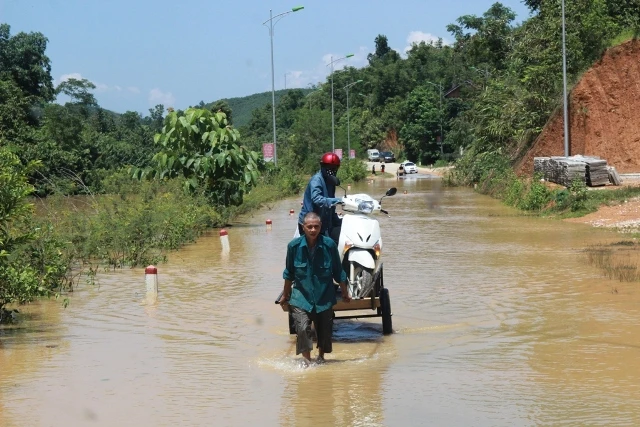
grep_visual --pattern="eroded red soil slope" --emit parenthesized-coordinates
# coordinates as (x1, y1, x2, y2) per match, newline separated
(518, 40, 640, 174)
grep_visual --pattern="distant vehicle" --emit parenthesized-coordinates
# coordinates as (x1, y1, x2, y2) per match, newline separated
(380, 151, 395, 163)
(401, 161, 418, 174)
(367, 149, 380, 161)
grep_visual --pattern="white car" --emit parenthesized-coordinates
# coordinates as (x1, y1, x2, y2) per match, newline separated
(401, 161, 418, 174)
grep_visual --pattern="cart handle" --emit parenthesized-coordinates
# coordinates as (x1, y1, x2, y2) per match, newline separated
(274, 290, 284, 304)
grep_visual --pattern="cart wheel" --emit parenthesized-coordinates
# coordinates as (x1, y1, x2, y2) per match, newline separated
(380, 288, 393, 335)
(288, 311, 296, 335)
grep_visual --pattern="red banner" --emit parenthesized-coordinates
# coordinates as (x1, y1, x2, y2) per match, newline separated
(262, 143, 274, 161)
(334, 149, 343, 159)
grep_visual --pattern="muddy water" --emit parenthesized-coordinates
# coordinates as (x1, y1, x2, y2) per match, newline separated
(2, 176, 640, 426)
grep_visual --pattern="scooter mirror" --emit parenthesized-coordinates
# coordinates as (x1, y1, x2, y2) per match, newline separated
(338, 185, 347, 197)
(385, 187, 397, 197)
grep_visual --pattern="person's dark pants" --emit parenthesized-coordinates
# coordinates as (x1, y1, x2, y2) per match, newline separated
(290, 305, 333, 355)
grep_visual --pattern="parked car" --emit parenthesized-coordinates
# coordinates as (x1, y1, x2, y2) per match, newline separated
(380, 151, 395, 163)
(367, 149, 380, 161)
(401, 161, 418, 174)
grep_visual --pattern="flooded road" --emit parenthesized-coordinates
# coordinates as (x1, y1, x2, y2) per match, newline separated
(2, 177, 640, 426)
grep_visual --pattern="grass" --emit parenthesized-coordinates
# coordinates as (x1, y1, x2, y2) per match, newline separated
(33, 170, 304, 286)
(554, 186, 640, 219)
(608, 29, 639, 48)
(585, 241, 640, 283)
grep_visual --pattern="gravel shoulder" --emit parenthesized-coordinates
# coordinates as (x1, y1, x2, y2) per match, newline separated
(565, 177, 640, 231)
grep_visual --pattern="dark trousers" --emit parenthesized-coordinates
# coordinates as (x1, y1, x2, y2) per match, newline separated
(290, 305, 333, 355)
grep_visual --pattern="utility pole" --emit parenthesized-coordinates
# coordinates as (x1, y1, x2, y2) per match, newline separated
(561, 0, 569, 157)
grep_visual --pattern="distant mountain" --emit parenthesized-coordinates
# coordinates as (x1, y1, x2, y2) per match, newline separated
(206, 89, 312, 128)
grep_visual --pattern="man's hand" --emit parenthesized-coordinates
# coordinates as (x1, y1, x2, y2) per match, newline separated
(340, 286, 351, 303)
(279, 294, 290, 308)
(329, 198, 343, 207)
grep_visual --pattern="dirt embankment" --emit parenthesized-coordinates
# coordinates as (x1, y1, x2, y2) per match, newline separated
(518, 40, 640, 175)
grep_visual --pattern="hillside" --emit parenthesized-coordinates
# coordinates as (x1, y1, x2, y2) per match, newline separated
(518, 39, 640, 174)
(207, 88, 312, 128)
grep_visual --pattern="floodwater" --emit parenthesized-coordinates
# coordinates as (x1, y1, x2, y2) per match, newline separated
(2, 176, 640, 427)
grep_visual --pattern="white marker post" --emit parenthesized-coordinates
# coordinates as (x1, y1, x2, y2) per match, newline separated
(289, 209, 294, 216)
(145, 265, 158, 296)
(266, 219, 272, 231)
(219, 229, 230, 253)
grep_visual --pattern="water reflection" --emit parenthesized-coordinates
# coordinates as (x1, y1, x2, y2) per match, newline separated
(279, 327, 391, 427)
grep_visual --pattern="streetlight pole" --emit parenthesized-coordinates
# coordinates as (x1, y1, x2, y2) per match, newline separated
(426, 81, 444, 157)
(326, 53, 354, 152)
(263, 6, 304, 166)
(344, 80, 363, 158)
(561, 0, 569, 157)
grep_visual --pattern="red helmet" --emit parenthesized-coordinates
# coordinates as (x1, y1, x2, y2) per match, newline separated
(320, 152, 341, 168)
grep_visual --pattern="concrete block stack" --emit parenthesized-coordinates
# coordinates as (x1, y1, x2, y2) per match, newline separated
(533, 155, 619, 187)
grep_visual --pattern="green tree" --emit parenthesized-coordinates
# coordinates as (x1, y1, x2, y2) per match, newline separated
(367, 34, 392, 64)
(285, 108, 332, 173)
(0, 148, 63, 315)
(0, 24, 54, 102)
(134, 108, 261, 206)
(209, 100, 233, 125)
(446, 3, 517, 72)
(56, 78, 97, 107)
(399, 86, 442, 163)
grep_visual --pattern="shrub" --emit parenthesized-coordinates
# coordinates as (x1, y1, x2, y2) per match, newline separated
(519, 175, 552, 211)
(1, 149, 71, 317)
(337, 158, 368, 183)
(569, 177, 588, 211)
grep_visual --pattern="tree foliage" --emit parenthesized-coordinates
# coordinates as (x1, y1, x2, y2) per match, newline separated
(0, 148, 69, 314)
(133, 108, 261, 206)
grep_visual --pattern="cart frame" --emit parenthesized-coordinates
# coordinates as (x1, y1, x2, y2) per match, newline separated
(275, 263, 393, 335)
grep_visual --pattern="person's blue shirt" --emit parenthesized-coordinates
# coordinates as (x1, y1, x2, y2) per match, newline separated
(282, 235, 348, 313)
(298, 171, 342, 236)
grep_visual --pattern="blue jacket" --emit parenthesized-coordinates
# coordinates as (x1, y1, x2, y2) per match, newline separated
(298, 171, 342, 236)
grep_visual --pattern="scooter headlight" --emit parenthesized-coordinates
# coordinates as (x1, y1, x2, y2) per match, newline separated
(357, 200, 374, 214)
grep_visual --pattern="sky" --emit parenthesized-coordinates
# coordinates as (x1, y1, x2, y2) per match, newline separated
(2, 0, 531, 116)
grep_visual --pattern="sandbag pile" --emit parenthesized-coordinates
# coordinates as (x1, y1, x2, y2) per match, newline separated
(533, 155, 619, 187)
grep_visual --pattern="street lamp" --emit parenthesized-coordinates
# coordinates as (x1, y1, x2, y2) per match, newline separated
(326, 53, 354, 152)
(426, 81, 444, 157)
(263, 6, 304, 166)
(561, 0, 569, 157)
(344, 80, 363, 158)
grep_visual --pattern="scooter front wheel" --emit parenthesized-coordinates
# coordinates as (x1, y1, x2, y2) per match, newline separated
(351, 264, 374, 299)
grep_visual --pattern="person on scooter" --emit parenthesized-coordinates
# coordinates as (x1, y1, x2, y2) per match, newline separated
(298, 152, 343, 243)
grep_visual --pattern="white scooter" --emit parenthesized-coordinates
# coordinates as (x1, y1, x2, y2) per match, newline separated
(336, 187, 397, 299)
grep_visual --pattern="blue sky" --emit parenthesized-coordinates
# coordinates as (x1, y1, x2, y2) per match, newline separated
(3, 0, 531, 115)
